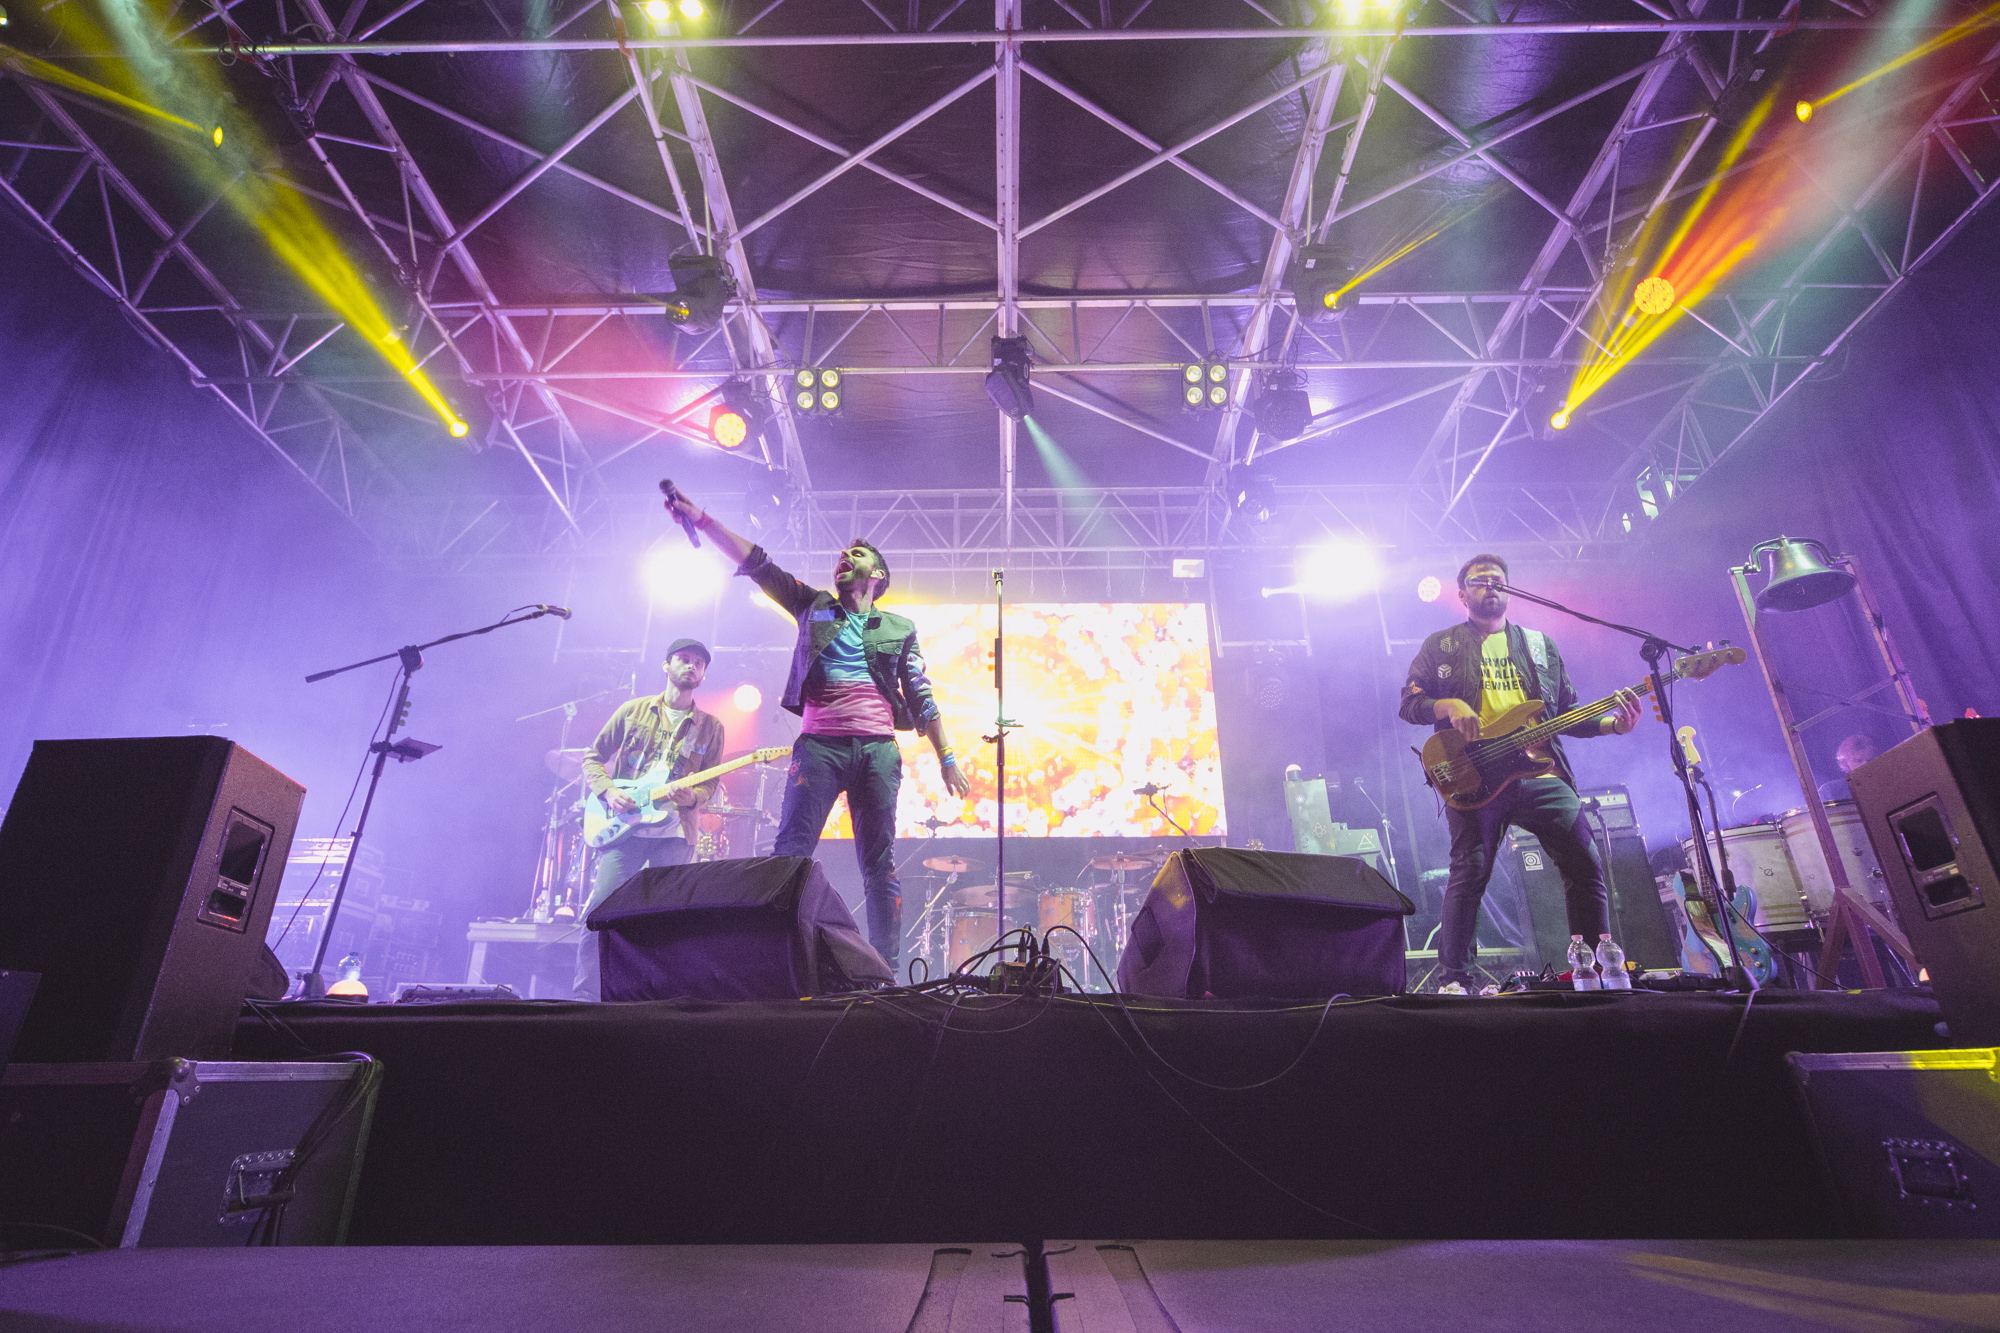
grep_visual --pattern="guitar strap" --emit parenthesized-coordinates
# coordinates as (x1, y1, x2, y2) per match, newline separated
(1522, 627, 1550, 674)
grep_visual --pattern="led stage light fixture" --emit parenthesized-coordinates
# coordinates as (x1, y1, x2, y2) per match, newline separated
(985, 336, 1035, 420)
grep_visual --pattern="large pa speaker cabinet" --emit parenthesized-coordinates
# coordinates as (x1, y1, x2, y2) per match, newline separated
(0, 737, 304, 1062)
(1509, 828, 1678, 970)
(1116, 847, 1413, 999)
(588, 856, 893, 1001)
(1848, 719, 2000, 1045)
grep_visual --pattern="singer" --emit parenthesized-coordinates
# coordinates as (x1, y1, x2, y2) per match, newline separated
(572, 637, 725, 1000)
(662, 488, 971, 978)
(1399, 555, 1639, 994)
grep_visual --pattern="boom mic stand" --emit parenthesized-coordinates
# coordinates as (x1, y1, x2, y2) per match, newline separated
(300, 605, 569, 997)
(1493, 583, 1755, 990)
(981, 569, 1021, 966)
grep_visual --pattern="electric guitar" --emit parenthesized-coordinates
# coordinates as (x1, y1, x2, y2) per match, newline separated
(583, 746, 791, 849)
(1416, 646, 1746, 811)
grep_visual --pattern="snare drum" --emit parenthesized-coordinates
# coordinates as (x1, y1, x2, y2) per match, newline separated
(1681, 824, 1809, 930)
(1037, 887, 1096, 945)
(1781, 800, 1890, 917)
(948, 909, 1000, 974)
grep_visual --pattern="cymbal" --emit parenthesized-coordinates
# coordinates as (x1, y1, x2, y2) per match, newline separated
(923, 855, 976, 874)
(1089, 853, 1158, 871)
(544, 748, 588, 781)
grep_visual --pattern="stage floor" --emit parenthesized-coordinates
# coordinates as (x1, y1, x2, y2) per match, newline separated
(229, 986, 1949, 1245)
(6, 1240, 1997, 1331)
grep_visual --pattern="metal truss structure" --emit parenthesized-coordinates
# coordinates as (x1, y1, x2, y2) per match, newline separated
(3, 1, 1997, 568)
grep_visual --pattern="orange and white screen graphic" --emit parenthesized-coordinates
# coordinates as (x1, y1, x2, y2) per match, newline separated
(817, 602, 1223, 840)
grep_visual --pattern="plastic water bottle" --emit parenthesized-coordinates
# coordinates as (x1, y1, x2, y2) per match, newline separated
(1566, 935, 1600, 991)
(1596, 934, 1632, 990)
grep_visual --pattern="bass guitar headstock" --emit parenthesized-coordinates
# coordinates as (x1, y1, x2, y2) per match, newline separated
(1673, 644, 1748, 682)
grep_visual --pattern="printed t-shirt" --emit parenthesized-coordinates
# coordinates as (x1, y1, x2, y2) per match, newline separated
(803, 612, 894, 735)
(631, 703, 693, 837)
(1476, 631, 1529, 733)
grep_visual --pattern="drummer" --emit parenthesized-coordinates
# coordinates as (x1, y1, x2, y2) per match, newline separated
(1816, 734, 1880, 802)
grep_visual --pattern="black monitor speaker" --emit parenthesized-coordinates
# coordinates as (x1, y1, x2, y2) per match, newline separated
(0, 737, 305, 1061)
(588, 856, 893, 1001)
(1509, 827, 1679, 970)
(1848, 719, 2000, 1044)
(1116, 847, 1413, 998)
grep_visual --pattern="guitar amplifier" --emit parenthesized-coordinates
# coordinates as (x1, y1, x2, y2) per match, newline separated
(1578, 785, 1638, 832)
(1507, 824, 1679, 969)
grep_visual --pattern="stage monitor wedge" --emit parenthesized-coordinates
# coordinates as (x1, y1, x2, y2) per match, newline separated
(0, 737, 305, 1062)
(1118, 847, 1413, 999)
(1849, 719, 2000, 1044)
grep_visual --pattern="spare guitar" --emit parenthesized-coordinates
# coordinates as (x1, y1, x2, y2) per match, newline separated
(583, 745, 791, 849)
(1416, 645, 1746, 811)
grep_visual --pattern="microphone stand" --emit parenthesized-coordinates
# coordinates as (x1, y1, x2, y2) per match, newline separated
(1493, 583, 1754, 990)
(981, 570, 1020, 963)
(1350, 776, 1403, 893)
(299, 606, 567, 997)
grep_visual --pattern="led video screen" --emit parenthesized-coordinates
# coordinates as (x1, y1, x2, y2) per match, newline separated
(818, 602, 1222, 840)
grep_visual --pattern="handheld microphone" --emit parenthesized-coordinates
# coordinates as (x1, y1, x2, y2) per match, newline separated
(1133, 782, 1161, 797)
(533, 604, 573, 620)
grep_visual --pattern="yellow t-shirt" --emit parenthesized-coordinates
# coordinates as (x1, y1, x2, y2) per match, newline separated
(1477, 630, 1528, 732)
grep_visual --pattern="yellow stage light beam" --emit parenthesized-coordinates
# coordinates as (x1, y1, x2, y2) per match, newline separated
(38, 0, 468, 438)
(1805, 0, 2000, 117)
(0, 45, 214, 140)
(1323, 185, 1501, 310)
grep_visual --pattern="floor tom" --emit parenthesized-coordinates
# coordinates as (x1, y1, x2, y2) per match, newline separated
(948, 909, 1002, 975)
(1680, 824, 1809, 930)
(1037, 887, 1096, 948)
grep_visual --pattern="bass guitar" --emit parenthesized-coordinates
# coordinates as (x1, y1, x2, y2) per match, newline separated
(1416, 646, 1745, 811)
(583, 745, 791, 849)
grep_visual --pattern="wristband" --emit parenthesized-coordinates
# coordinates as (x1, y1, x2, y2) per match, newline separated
(939, 748, 957, 767)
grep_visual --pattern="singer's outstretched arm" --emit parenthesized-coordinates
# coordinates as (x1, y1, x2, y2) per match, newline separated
(665, 491, 755, 568)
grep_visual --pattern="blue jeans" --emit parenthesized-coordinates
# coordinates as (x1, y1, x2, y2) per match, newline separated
(572, 834, 690, 1001)
(772, 734, 902, 971)
(1438, 777, 1608, 986)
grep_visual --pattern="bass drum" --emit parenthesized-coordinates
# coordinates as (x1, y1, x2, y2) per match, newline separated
(1680, 824, 1809, 930)
(1781, 800, 1890, 918)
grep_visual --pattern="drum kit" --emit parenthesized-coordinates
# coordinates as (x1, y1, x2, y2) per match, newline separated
(905, 848, 1169, 989)
(528, 745, 780, 922)
(1680, 798, 1891, 935)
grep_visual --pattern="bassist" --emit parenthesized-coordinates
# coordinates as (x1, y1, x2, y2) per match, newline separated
(573, 637, 727, 1000)
(1401, 556, 1640, 993)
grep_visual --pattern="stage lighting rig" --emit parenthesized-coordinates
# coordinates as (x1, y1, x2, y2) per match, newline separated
(1179, 360, 1232, 411)
(1286, 244, 1355, 320)
(1227, 465, 1278, 525)
(666, 252, 735, 334)
(985, 336, 1035, 420)
(792, 367, 843, 415)
(744, 469, 796, 535)
(1252, 370, 1311, 442)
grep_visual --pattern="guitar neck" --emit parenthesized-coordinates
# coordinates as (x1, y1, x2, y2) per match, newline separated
(1507, 681, 1650, 750)
(652, 749, 782, 796)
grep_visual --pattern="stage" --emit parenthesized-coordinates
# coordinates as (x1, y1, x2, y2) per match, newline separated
(230, 986, 1947, 1246)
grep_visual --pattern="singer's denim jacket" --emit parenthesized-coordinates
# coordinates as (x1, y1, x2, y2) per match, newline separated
(580, 696, 726, 803)
(734, 545, 942, 733)
(1398, 619, 1603, 789)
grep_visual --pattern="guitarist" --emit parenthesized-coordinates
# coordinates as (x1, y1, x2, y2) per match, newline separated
(572, 637, 727, 1000)
(1401, 555, 1640, 993)
(662, 488, 972, 980)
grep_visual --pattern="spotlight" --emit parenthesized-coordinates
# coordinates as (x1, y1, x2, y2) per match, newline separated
(1252, 370, 1311, 442)
(640, 0, 672, 18)
(678, 0, 704, 14)
(665, 252, 735, 333)
(0, 7, 9, 24)
(708, 379, 762, 449)
(1178, 359, 1231, 411)
(1417, 575, 1442, 603)
(212, 126, 224, 147)
(1550, 407, 1571, 431)
(985, 336, 1034, 420)
(1227, 465, 1278, 525)
(1295, 541, 1381, 602)
(1286, 244, 1354, 321)
(732, 683, 762, 712)
(1796, 99, 1814, 123)
(1633, 276, 1676, 316)
(1522, 376, 1570, 441)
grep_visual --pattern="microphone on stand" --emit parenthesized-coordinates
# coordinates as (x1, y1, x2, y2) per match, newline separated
(1132, 783, 1161, 797)
(532, 605, 573, 620)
